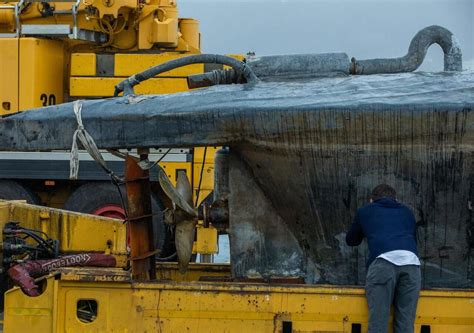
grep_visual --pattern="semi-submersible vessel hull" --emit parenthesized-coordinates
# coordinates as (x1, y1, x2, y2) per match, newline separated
(0, 69, 472, 288)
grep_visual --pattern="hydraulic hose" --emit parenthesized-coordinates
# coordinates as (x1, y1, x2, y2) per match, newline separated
(8, 253, 116, 296)
(351, 25, 462, 75)
(114, 54, 259, 96)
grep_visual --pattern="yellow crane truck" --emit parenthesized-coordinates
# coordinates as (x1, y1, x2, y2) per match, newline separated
(0, 0, 215, 223)
(0, 0, 221, 262)
(0, 1, 472, 332)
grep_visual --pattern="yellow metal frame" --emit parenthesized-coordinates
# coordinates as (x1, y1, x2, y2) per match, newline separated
(70, 53, 205, 97)
(0, 38, 64, 115)
(193, 225, 218, 254)
(0, 201, 128, 266)
(0, 39, 18, 114)
(4, 270, 473, 333)
(0, 0, 202, 114)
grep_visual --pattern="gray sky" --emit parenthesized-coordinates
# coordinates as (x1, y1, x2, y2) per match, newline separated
(180, 0, 473, 71)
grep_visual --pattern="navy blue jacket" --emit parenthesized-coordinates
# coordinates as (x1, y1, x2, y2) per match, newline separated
(346, 197, 418, 266)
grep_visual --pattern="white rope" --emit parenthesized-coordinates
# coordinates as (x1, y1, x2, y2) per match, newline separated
(70, 100, 116, 180)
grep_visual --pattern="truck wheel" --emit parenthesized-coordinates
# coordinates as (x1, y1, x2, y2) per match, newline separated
(63, 182, 169, 254)
(0, 180, 40, 204)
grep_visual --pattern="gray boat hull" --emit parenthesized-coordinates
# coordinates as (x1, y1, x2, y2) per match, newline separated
(0, 71, 472, 287)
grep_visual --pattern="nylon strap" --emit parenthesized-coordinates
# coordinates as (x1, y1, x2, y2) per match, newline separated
(70, 100, 118, 181)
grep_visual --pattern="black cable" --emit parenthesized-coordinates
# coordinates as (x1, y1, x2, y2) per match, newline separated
(20, 231, 52, 249)
(109, 149, 172, 222)
(156, 252, 177, 262)
(18, 231, 55, 256)
(147, 148, 171, 171)
(114, 54, 259, 96)
(155, 148, 171, 165)
(18, 227, 50, 239)
(110, 176, 129, 222)
(194, 146, 208, 207)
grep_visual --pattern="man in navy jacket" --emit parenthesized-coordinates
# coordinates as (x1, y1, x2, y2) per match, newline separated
(346, 184, 421, 333)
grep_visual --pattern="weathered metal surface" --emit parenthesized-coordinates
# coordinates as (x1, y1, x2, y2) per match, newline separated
(199, 276, 306, 284)
(174, 171, 196, 273)
(247, 52, 350, 80)
(4, 275, 474, 332)
(228, 153, 309, 281)
(205, 148, 229, 228)
(352, 25, 462, 74)
(0, 72, 471, 151)
(8, 253, 116, 296)
(155, 262, 231, 282)
(187, 26, 463, 85)
(58, 267, 132, 282)
(0, 71, 472, 287)
(57, 263, 231, 283)
(124, 154, 156, 280)
(0, 200, 128, 265)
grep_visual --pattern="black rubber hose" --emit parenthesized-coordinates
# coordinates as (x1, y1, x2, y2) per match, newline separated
(351, 25, 462, 75)
(156, 251, 177, 262)
(114, 54, 259, 96)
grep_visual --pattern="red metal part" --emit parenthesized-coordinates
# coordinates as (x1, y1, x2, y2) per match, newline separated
(91, 205, 130, 247)
(8, 253, 116, 296)
(92, 204, 126, 220)
(124, 153, 156, 280)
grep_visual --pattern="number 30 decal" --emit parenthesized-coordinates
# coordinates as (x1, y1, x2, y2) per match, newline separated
(40, 94, 56, 106)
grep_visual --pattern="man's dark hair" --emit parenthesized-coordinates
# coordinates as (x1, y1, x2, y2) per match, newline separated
(371, 184, 396, 201)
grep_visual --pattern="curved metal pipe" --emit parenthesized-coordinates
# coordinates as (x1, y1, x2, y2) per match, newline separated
(351, 25, 462, 75)
(114, 54, 259, 96)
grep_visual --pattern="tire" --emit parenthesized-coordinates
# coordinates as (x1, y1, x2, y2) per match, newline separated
(63, 182, 170, 255)
(0, 180, 40, 204)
